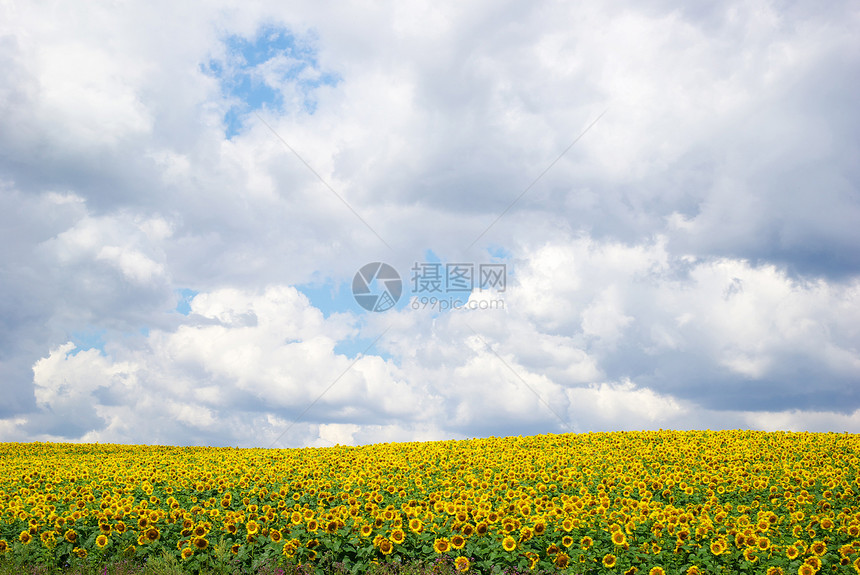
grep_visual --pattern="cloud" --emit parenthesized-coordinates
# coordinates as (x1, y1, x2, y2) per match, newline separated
(1, 0, 858, 446)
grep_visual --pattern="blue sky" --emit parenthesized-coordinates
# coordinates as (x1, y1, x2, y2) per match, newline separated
(1, 0, 859, 447)
(204, 25, 339, 138)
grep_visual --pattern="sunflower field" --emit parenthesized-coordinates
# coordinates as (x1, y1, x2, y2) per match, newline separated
(2, 430, 860, 574)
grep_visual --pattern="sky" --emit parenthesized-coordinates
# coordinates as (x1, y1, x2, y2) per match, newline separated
(1, 0, 859, 448)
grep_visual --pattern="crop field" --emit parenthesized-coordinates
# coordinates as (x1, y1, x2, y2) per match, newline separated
(1, 430, 860, 574)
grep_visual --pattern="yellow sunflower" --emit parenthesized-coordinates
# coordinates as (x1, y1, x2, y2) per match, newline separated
(409, 518, 423, 533)
(434, 537, 450, 553)
(379, 538, 393, 555)
(555, 552, 570, 568)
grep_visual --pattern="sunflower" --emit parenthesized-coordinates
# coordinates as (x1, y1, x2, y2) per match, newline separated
(64, 529, 77, 544)
(19, 531, 32, 545)
(193, 525, 207, 537)
(710, 539, 726, 555)
(502, 536, 517, 552)
(181, 548, 193, 560)
(798, 565, 815, 575)
(270, 529, 282, 542)
(581, 536, 593, 550)
(96, 534, 109, 548)
(379, 538, 393, 555)
(73, 547, 87, 559)
(786, 545, 800, 560)
(291, 511, 303, 524)
(649, 568, 665, 575)
(307, 519, 319, 532)
(409, 518, 423, 533)
(0, 540, 7, 554)
(555, 552, 570, 568)
(361, 524, 373, 537)
(686, 567, 702, 575)
(562, 535, 574, 548)
(603, 554, 617, 568)
(461, 523, 475, 537)
(765, 568, 784, 575)
(452, 534, 466, 549)
(757, 536, 771, 551)
(475, 522, 488, 536)
(612, 531, 627, 546)
(193, 537, 209, 550)
(743, 548, 757, 563)
(434, 538, 451, 553)
(806, 557, 822, 571)
(810, 541, 827, 556)
(519, 526, 533, 541)
(246, 520, 260, 535)
(391, 529, 405, 544)
(455, 556, 471, 572)
(145, 527, 159, 542)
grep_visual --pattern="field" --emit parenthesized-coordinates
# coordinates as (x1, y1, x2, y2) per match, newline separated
(1, 431, 859, 575)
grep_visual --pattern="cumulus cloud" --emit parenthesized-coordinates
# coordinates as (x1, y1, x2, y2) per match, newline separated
(1, 0, 859, 446)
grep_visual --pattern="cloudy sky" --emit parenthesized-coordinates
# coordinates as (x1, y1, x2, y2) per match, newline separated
(1, 0, 859, 448)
